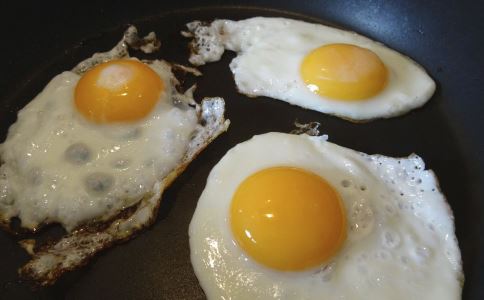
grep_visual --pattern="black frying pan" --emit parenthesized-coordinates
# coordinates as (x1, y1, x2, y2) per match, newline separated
(0, 1, 482, 299)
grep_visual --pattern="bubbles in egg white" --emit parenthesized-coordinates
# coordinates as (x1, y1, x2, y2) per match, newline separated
(0, 59, 198, 231)
(189, 133, 462, 300)
(187, 17, 436, 121)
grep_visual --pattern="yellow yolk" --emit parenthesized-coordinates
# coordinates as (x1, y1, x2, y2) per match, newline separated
(74, 59, 164, 123)
(300, 43, 388, 100)
(230, 167, 347, 271)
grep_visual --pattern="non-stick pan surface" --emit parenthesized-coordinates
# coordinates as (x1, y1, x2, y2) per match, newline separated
(0, 1, 482, 299)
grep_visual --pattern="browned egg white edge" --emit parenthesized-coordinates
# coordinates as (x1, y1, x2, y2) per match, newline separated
(19, 100, 229, 286)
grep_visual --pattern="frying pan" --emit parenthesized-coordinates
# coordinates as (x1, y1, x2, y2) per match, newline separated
(0, 0, 482, 299)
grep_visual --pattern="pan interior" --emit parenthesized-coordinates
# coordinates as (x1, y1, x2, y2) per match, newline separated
(0, 5, 481, 300)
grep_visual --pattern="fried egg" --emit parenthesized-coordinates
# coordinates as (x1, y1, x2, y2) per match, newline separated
(185, 17, 436, 121)
(189, 132, 462, 299)
(0, 26, 229, 286)
(0, 27, 228, 234)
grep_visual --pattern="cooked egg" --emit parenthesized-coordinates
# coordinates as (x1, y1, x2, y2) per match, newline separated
(189, 132, 462, 299)
(185, 17, 436, 121)
(0, 26, 230, 287)
(0, 57, 200, 232)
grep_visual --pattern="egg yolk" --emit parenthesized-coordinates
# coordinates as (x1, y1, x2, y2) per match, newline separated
(300, 43, 388, 100)
(74, 59, 164, 123)
(230, 167, 347, 271)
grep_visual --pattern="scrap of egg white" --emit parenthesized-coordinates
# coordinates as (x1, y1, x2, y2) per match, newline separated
(0, 27, 227, 233)
(189, 132, 462, 300)
(184, 17, 436, 121)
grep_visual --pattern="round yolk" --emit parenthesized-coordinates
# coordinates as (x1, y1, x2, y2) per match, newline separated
(74, 59, 164, 123)
(300, 43, 388, 100)
(230, 167, 347, 271)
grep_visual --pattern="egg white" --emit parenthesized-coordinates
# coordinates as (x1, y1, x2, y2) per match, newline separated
(187, 17, 436, 121)
(0, 59, 199, 231)
(189, 132, 462, 300)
